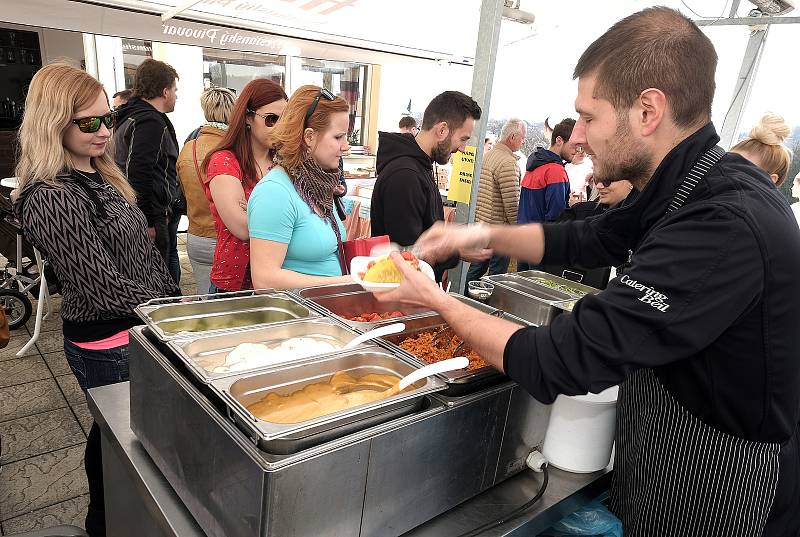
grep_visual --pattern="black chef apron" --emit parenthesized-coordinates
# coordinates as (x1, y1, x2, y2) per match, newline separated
(608, 146, 782, 536)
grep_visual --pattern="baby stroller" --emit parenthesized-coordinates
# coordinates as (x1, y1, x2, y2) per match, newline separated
(0, 188, 56, 330)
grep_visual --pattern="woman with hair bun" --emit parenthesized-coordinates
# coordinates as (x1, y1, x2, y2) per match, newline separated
(247, 85, 354, 290)
(730, 113, 792, 187)
(177, 86, 236, 294)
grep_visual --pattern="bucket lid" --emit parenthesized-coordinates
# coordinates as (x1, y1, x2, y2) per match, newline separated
(569, 385, 618, 405)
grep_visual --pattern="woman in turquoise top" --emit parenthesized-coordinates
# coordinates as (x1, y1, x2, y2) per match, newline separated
(248, 85, 353, 289)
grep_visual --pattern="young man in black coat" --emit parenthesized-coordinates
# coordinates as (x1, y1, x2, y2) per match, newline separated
(113, 59, 185, 285)
(370, 91, 481, 282)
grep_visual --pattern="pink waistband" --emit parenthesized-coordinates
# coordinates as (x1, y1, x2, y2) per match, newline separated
(71, 330, 130, 350)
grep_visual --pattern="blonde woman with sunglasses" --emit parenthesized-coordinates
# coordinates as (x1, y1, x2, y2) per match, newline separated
(13, 63, 178, 537)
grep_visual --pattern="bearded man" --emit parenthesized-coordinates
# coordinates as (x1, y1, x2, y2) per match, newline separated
(377, 7, 800, 536)
(371, 90, 481, 282)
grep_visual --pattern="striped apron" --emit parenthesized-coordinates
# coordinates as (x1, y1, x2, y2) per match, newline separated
(609, 369, 780, 536)
(608, 147, 782, 535)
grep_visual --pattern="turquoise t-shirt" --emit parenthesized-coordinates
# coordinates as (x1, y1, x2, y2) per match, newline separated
(248, 167, 345, 277)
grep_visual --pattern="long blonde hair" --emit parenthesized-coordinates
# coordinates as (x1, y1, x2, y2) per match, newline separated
(730, 113, 793, 187)
(15, 63, 136, 203)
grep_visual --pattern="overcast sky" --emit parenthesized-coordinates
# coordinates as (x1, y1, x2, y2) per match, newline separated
(487, 0, 800, 133)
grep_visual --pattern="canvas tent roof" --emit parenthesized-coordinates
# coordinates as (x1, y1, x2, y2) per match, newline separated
(82, 0, 484, 63)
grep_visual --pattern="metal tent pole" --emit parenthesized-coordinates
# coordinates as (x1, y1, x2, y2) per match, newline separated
(719, 24, 770, 149)
(449, 0, 505, 294)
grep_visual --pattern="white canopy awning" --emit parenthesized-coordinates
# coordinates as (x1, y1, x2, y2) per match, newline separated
(83, 0, 483, 63)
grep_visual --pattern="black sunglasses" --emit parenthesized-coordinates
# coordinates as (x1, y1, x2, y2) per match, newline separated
(71, 111, 116, 133)
(248, 109, 280, 127)
(594, 178, 613, 188)
(303, 88, 335, 129)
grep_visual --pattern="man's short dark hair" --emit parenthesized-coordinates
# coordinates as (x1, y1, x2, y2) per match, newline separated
(573, 6, 716, 128)
(133, 59, 179, 100)
(112, 89, 133, 101)
(421, 91, 481, 131)
(399, 116, 417, 129)
(551, 118, 576, 146)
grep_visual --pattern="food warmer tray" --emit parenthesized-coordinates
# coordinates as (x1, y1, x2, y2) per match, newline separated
(512, 270, 601, 298)
(129, 326, 550, 537)
(135, 290, 318, 341)
(481, 275, 566, 326)
(166, 317, 364, 384)
(292, 283, 435, 331)
(209, 345, 446, 454)
(379, 312, 527, 396)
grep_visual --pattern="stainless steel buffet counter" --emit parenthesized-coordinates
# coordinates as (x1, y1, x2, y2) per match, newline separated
(106, 278, 610, 536)
(88, 382, 611, 537)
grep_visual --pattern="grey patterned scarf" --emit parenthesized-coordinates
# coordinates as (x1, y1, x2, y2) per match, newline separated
(287, 157, 347, 274)
(288, 157, 340, 219)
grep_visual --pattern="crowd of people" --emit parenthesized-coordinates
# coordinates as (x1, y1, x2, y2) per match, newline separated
(9, 58, 364, 535)
(5, 4, 800, 536)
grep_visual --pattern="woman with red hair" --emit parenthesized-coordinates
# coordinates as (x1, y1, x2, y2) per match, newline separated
(202, 78, 287, 292)
(248, 85, 353, 289)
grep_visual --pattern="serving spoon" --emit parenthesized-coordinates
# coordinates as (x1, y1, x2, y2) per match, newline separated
(342, 322, 405, 350)
(336, 356, 469, 396)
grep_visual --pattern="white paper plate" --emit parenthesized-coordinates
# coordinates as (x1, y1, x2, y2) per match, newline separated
(350, 256, 435, 292)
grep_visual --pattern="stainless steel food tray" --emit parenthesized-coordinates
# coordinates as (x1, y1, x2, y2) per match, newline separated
(513, 270, 600, 299)
(166, 318, 363, 384)
(297, 286, 435, 332)
(135, 290, 319, 341)
(378, 300, 526, 395)
(210, 346, 445, 453)
(483, 273, 575, 302)
(482, 273, 587, 326)
(291, 282, 364, 301)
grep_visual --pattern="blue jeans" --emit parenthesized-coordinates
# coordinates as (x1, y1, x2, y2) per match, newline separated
(208, 282, 230, 294)
(63, 339, 130, 390)
(64, 339, 130, 537)
(465, 255, 510, 288)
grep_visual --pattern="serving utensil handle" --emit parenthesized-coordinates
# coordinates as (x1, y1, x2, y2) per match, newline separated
(398, 356, 470, 391)
(343, 322, 405, 350)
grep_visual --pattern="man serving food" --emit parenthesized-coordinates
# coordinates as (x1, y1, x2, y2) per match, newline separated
(376, 7, 800, 537)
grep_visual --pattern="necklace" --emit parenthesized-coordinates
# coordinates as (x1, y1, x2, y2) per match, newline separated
(73, 169, 112, 194)
(73, 169, 98, 183)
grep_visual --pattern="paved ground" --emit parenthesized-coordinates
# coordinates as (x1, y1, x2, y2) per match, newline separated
(0, 235, 196, 534)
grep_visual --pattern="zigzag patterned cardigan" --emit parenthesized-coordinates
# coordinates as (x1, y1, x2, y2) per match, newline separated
(14, 170, 179, 341)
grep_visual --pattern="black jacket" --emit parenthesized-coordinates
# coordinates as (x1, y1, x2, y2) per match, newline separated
(504, 124, 800, 534)
(540, 200, 615, 289)
(113, 97, 184, 226)
(371, 132, 458, 281)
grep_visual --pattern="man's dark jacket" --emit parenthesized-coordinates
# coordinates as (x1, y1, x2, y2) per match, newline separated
(503, 124, 800, 535)
(371, 131, 458, 281)
(113, 97, 184, 226)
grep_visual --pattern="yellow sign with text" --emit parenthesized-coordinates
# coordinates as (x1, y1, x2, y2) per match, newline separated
(447, 146, 476, 204)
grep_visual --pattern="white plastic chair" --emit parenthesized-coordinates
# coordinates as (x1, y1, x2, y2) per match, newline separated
(16, 248, 52, 356)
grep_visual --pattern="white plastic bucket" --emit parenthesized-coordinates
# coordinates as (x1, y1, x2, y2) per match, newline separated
(541, 385, 618, 473)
